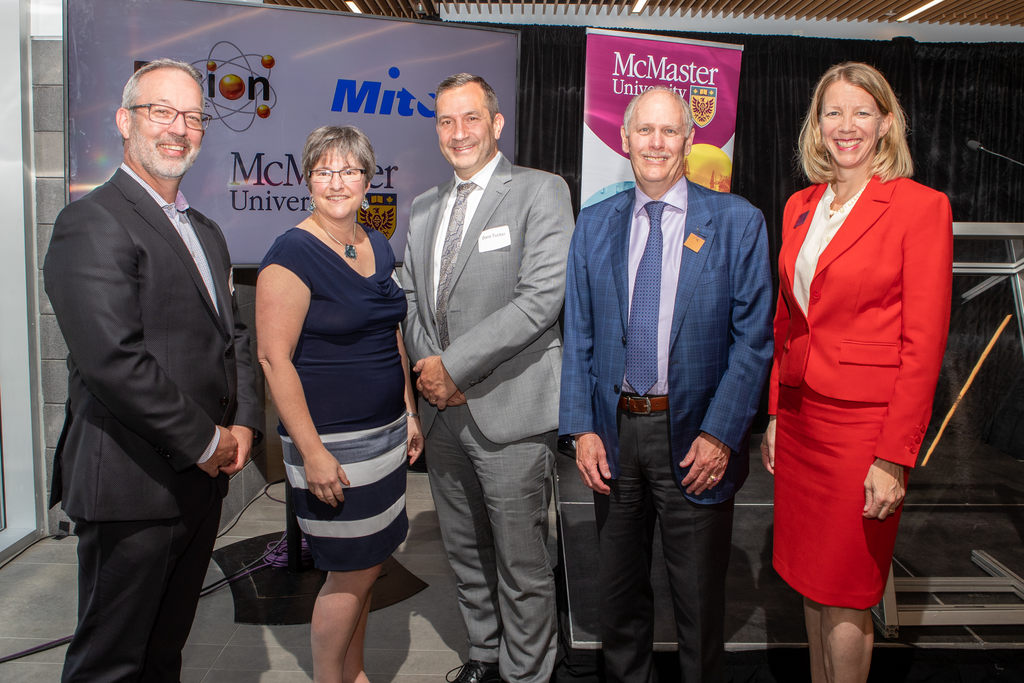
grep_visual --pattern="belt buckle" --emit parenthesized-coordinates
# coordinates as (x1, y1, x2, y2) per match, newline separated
(635, 396, 652, 415)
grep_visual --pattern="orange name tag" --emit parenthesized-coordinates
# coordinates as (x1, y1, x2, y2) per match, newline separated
(684, 233, 705, 252)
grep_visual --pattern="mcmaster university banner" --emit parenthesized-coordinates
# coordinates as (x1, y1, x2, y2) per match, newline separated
(581, 28, 743, 209)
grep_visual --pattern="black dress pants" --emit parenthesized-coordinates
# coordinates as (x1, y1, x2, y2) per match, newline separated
(62, 481, 222, 683)
(594, 409, 734, 683)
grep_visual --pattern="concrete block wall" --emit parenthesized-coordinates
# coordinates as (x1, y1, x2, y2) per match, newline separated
(32, 38, 270, 534)
(34, 38, 71, 535)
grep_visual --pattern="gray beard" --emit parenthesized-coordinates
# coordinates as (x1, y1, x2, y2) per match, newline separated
(127, 132, 200, 180)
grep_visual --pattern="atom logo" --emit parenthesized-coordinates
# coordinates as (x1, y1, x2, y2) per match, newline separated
(194, 42, 278, 133)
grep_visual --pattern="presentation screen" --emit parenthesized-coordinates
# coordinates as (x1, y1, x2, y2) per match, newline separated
(67, 0, 519, 264)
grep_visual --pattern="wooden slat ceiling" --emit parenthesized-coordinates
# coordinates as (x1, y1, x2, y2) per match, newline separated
(265, 0, 1024, 26)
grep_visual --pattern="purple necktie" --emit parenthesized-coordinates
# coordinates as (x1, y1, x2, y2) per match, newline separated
(624, 201, 665, 396)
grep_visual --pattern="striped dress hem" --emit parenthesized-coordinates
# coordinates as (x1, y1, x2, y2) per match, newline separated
(282, 413, 409, 571)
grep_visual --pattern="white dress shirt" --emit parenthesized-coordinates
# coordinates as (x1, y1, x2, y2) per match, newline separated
(793, 183, 865, 314)
(431, 152, 504, 296)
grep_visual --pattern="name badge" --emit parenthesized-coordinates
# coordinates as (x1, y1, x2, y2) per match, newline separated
(479, 225, 512, 252)
(684, 233, 705, 253)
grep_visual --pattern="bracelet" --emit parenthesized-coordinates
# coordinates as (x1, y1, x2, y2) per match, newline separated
(405, 411, 420, 419)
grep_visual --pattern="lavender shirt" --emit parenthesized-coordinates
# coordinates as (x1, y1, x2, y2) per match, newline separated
(623, 179, 689, 396)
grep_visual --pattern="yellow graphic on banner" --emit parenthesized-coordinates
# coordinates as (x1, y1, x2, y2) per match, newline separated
(690, 86, 717, 128)
(359, 193, 397, 239)
(683, 144, 732, 193)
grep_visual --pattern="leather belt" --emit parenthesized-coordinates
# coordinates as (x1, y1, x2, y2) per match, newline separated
(617, 394, 669, 414)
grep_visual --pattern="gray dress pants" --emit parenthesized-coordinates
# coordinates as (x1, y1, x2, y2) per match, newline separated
(427, 404, 557, 683)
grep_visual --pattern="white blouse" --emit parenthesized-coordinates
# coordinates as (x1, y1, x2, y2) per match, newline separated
(793, 182, 867, 314)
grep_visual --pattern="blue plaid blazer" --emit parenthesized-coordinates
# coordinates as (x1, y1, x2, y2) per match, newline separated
(558, 180, 774, 504)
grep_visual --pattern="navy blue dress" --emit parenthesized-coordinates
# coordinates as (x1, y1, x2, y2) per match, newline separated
(259, 226, 409, 571)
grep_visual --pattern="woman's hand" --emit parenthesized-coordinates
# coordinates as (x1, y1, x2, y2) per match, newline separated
(761, 416, 777, 475)
(407, 414, 424, 465)
(863, 457, 905, 520)
(304, 447, 350, 507)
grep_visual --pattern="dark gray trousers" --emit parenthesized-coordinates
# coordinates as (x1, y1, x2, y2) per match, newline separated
(62, 481, 221, 683)
(595, 409, 734, 683)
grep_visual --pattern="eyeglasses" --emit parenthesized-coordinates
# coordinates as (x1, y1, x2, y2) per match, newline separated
(308, 168, 367, 184)
(129, 104, 213, 131)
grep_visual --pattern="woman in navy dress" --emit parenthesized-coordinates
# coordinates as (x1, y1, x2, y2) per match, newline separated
(257, 125, 422, 683)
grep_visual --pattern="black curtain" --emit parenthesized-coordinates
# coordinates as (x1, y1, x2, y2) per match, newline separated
(502, 24, 1024, 248)
(514, 25, 588, 214)
(490, 23, 1024, 445)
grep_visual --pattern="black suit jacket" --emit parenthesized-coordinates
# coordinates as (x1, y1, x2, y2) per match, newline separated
(44, 168, 261, 522)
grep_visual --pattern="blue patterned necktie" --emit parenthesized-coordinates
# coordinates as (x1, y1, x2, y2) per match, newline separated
(436, 181, 476, 350)
(624, 201, 666, 396)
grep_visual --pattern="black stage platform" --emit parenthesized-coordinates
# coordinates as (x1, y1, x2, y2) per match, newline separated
(555, 432, 1024, 657)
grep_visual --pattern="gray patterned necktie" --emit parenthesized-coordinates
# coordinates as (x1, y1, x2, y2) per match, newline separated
(436, 181, 476, 349)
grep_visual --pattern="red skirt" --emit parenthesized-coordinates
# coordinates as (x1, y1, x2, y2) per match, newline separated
(773, 383, 907, 609)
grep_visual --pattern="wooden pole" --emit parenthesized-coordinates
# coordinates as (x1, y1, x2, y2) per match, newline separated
(922, 314, 1013, 466)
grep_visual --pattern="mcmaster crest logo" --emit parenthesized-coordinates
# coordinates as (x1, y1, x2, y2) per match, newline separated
(690, 87, 717, 128)
(359, 194, 398, 239)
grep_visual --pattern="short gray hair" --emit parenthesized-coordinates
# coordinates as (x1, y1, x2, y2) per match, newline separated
(435, 73, 500, 120)
(622, 87, 693, 136)
(121, 58, 203, 109)
(301, 125, 377, 187)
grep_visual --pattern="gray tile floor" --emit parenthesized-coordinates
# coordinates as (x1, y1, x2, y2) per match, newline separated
(5, 436, 1022, 682)
(0, 474, 521, 683)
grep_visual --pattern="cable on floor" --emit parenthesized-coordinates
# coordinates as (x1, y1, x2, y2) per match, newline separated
(216, 479, 286, 538)
(0, 636, 73, 665)
(0, 479, 293, 664)
(0, 534, 57, 572)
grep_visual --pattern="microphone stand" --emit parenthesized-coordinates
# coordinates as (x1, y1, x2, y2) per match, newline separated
(967, 140, 1024, 169)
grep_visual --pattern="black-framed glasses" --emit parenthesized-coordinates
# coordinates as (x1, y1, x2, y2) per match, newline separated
(308, 168, 367, 184)
(129, 104, 213, 131)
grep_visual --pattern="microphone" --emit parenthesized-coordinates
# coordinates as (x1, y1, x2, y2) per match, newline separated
(967, 139, 1024, 168)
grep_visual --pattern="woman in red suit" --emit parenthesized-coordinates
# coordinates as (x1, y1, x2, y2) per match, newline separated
(761, 62, 952, 682)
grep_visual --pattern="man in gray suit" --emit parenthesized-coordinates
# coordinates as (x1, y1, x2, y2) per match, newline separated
(402, 73, 574, 683)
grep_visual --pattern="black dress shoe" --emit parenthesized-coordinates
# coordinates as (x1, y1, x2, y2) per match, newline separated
(446, 659, 501, 683)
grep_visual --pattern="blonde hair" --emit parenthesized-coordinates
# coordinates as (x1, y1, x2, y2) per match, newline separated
(798, 62, 913, 184)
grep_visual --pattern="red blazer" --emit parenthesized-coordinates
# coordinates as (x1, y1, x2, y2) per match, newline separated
(768, 176, 953, 468)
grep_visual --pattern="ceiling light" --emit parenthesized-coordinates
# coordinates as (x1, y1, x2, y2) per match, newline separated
(897, 0, 943, 22)
(631, 0, 649, 13)
(345, 1, 362, 12)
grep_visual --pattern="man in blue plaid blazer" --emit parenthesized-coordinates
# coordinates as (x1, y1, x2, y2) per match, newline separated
(559, 88, 773, 683)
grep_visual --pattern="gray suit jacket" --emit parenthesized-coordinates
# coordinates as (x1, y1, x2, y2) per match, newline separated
(402, 155, 574, 444)
(44, 169, 262, 522)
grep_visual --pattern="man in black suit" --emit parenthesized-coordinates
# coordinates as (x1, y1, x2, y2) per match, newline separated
(44, 58, 261, 683)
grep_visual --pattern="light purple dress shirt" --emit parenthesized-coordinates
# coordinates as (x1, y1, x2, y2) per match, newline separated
(623, 179, 689, 396)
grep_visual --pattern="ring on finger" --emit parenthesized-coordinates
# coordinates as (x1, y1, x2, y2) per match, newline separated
(708, 475, 718, 483)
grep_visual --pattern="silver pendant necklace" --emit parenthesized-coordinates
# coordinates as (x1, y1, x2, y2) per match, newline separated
(313, 213, 357, 260)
